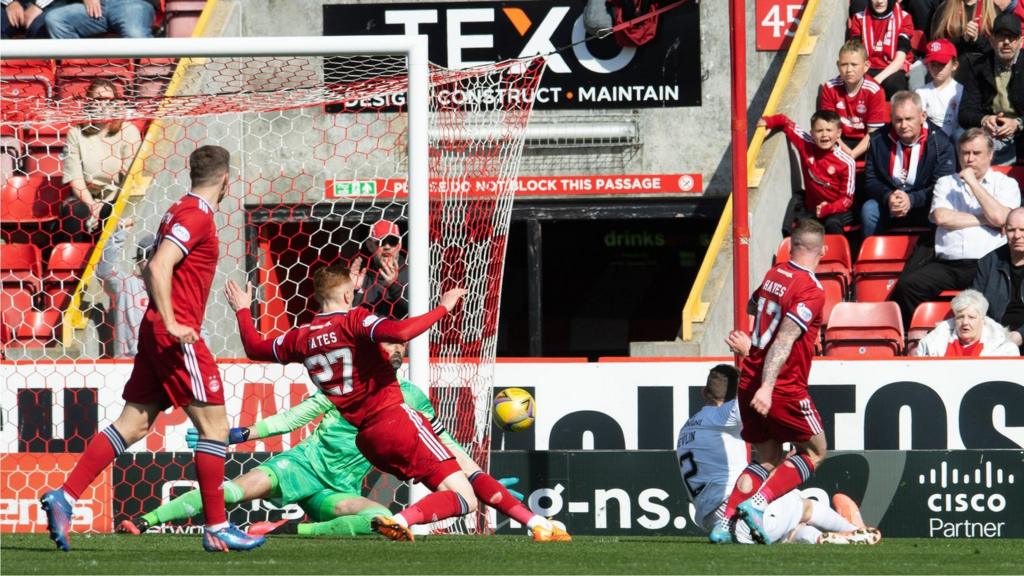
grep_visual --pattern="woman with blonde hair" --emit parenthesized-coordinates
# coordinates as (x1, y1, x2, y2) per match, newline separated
(930, 0, 1018, 56)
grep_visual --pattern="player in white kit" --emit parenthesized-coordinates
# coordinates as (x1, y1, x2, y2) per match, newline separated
(677, 361, 881, 544)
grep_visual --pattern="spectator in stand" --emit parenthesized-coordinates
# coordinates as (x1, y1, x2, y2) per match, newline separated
(44, 0, 156, 39)
(760, 111, 856, 235)
(891, 128, 1021, 327)
(916, 39, 965, 140)
(850, 0, 942, 42)
(96, 218, 153, 358)
(818, 40, 889, 159)
(957, 13, 1024, 166)
(971, 206, 1024, 352)
(348, 219, 408, 319)
(912, 289, 1020, 355)
(1, 0, 52, 38)
(932, 0, 999, 57)
(849, 0, 916, 98)
(862, 90, 956, 237)
(60, 78, 141, 242)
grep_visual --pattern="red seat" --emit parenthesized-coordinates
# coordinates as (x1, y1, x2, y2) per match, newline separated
(22, 123, 68, 179)
(0, 288, 34, 337)
(0, 60, 55, 122)
(824, 301, 904, 357)
(1, 175, 58, 225)
(165, 1, 207, 37)
(45, 242, 93, 285)
(853, 235, 918, 302)
(936, 290, 959, 301)
(2, 308, 60, 348)
(775, 234, 852, 294)
(0, 243, 42, 291)
(906, 301, 954, 354)
(135, 58, 176, 98)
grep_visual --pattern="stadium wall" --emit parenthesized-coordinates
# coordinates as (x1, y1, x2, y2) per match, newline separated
(659, 0, 851, 356)
(212, 0, 782, 193)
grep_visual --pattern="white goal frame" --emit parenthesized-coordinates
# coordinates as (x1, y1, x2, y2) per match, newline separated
(1, 36, 434, 389)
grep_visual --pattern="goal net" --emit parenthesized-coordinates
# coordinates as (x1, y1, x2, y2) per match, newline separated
(0, 39, 543, 535)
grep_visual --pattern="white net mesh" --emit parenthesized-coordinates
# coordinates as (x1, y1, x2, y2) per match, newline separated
(0, 50, 543, 534)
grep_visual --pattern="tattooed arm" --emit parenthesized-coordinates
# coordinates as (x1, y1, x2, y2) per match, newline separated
(750, 317, 803, 417)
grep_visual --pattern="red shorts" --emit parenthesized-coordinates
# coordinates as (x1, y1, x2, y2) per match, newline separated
(355, 403, 459, 491)
(738, 387, 824, 444)
(123, 329, 225, 410)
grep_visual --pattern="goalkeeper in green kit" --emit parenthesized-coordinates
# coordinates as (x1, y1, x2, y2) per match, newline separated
(118, 341, 536, 538)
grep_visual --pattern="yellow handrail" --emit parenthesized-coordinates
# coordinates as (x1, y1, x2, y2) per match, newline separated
(62, 0, 222, 348)
(680, 0, 821, 340)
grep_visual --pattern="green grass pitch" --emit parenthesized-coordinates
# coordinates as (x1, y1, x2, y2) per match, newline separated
(2, 534, 1023, 574)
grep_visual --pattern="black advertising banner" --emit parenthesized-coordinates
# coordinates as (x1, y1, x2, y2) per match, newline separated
(488, 450, 1024, 538)
(322, 1, 701, 110)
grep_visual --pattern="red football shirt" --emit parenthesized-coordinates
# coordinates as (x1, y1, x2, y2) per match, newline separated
(848, 9, 914, 71)
(273, 306, 404, 427)
(142, 193, 218, 333)
(818, 76, 889, 141)
(741, 262, 826, 398)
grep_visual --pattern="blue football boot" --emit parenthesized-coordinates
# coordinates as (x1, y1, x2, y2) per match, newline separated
(202, 523, 266, 552)
(708, 522, 733, 544)
(40, 488, 73, 551)
(737, 500, 772, 544)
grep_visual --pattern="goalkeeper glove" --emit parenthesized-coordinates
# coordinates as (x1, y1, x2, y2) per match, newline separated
(498, 476, 525, 501)
(185, 427, 250, 449)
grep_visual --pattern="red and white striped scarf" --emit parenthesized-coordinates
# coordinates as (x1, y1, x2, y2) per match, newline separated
(889, 124, 929, 186)
(863, 6, 905, 63)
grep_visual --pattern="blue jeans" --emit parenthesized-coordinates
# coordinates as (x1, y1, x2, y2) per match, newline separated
(860, 199, 885, 238)
(44, 0, 154, 39)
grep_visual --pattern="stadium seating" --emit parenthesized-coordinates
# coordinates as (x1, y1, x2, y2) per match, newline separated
(852, 235, 917, 302)
(0, 243, 42, 292)
(2, 307, 60, 348)
(0, 60, 55, 122)
(775, 234, 852, 295)
(906, 301, 953, 355)
(22, 123, 67, 179)
(43, 242, 93, 310)
(56, 59, 134, 100)
(1, 175, 59, 228)
(165, 1, 208, 37)
(135, 58, 176, 98)
(824, 301, 904, 357)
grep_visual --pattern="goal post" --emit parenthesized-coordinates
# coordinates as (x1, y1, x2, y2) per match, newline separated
(0, 37, 543, 534)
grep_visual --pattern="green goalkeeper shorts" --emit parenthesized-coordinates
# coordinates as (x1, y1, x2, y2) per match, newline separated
(257, 450, 363, 510)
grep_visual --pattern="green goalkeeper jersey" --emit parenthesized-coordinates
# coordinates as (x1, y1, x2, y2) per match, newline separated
(252, 379, 463, 490)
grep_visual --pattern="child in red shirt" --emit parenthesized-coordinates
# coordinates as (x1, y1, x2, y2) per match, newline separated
(848, 0, 916, 99)
(761, 111, 857, 236)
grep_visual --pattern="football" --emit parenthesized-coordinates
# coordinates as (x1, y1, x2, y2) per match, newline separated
(492, 388, 536, 432)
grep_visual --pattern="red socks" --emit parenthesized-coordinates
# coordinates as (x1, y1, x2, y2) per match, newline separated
(723, 462, 769, 520)
(756, 453, 815, 504)
(64, 426, 126, 500)
(399, 491, 469, 526)
(469, 471, 533, 525)
(193, 439, 228, 526)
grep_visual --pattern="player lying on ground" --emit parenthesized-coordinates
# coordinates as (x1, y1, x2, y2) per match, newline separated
(677, 360, 880, 545)
(221, 267, 569, 542)
(121, 338, 567, 541)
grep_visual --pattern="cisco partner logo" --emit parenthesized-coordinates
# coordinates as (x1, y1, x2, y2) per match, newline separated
(920, 460, 1015, 538)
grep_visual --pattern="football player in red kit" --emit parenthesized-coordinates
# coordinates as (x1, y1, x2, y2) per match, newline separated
(711, 219, 830, 545)
(226, 264, 516, 542)
(40, 146, 265, 552)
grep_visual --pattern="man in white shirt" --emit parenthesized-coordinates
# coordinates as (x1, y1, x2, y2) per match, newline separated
(891, 127, 1022, 327)
(678, 360, 879, 545)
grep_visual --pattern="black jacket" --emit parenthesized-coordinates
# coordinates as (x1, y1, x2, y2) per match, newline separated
(863, 120, 956, 211)
(957, 50, 1024, 129)
(971, 244, 1024, 341)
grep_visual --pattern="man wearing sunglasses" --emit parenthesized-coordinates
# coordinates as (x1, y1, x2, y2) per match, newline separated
(349, 219, 408, 318)
(957, 13, 1024, 165)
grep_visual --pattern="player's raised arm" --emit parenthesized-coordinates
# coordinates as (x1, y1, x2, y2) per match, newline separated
(371, 288, 468, 343)
(143, 237, 197, 343)
(224, 280, 280, 361)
